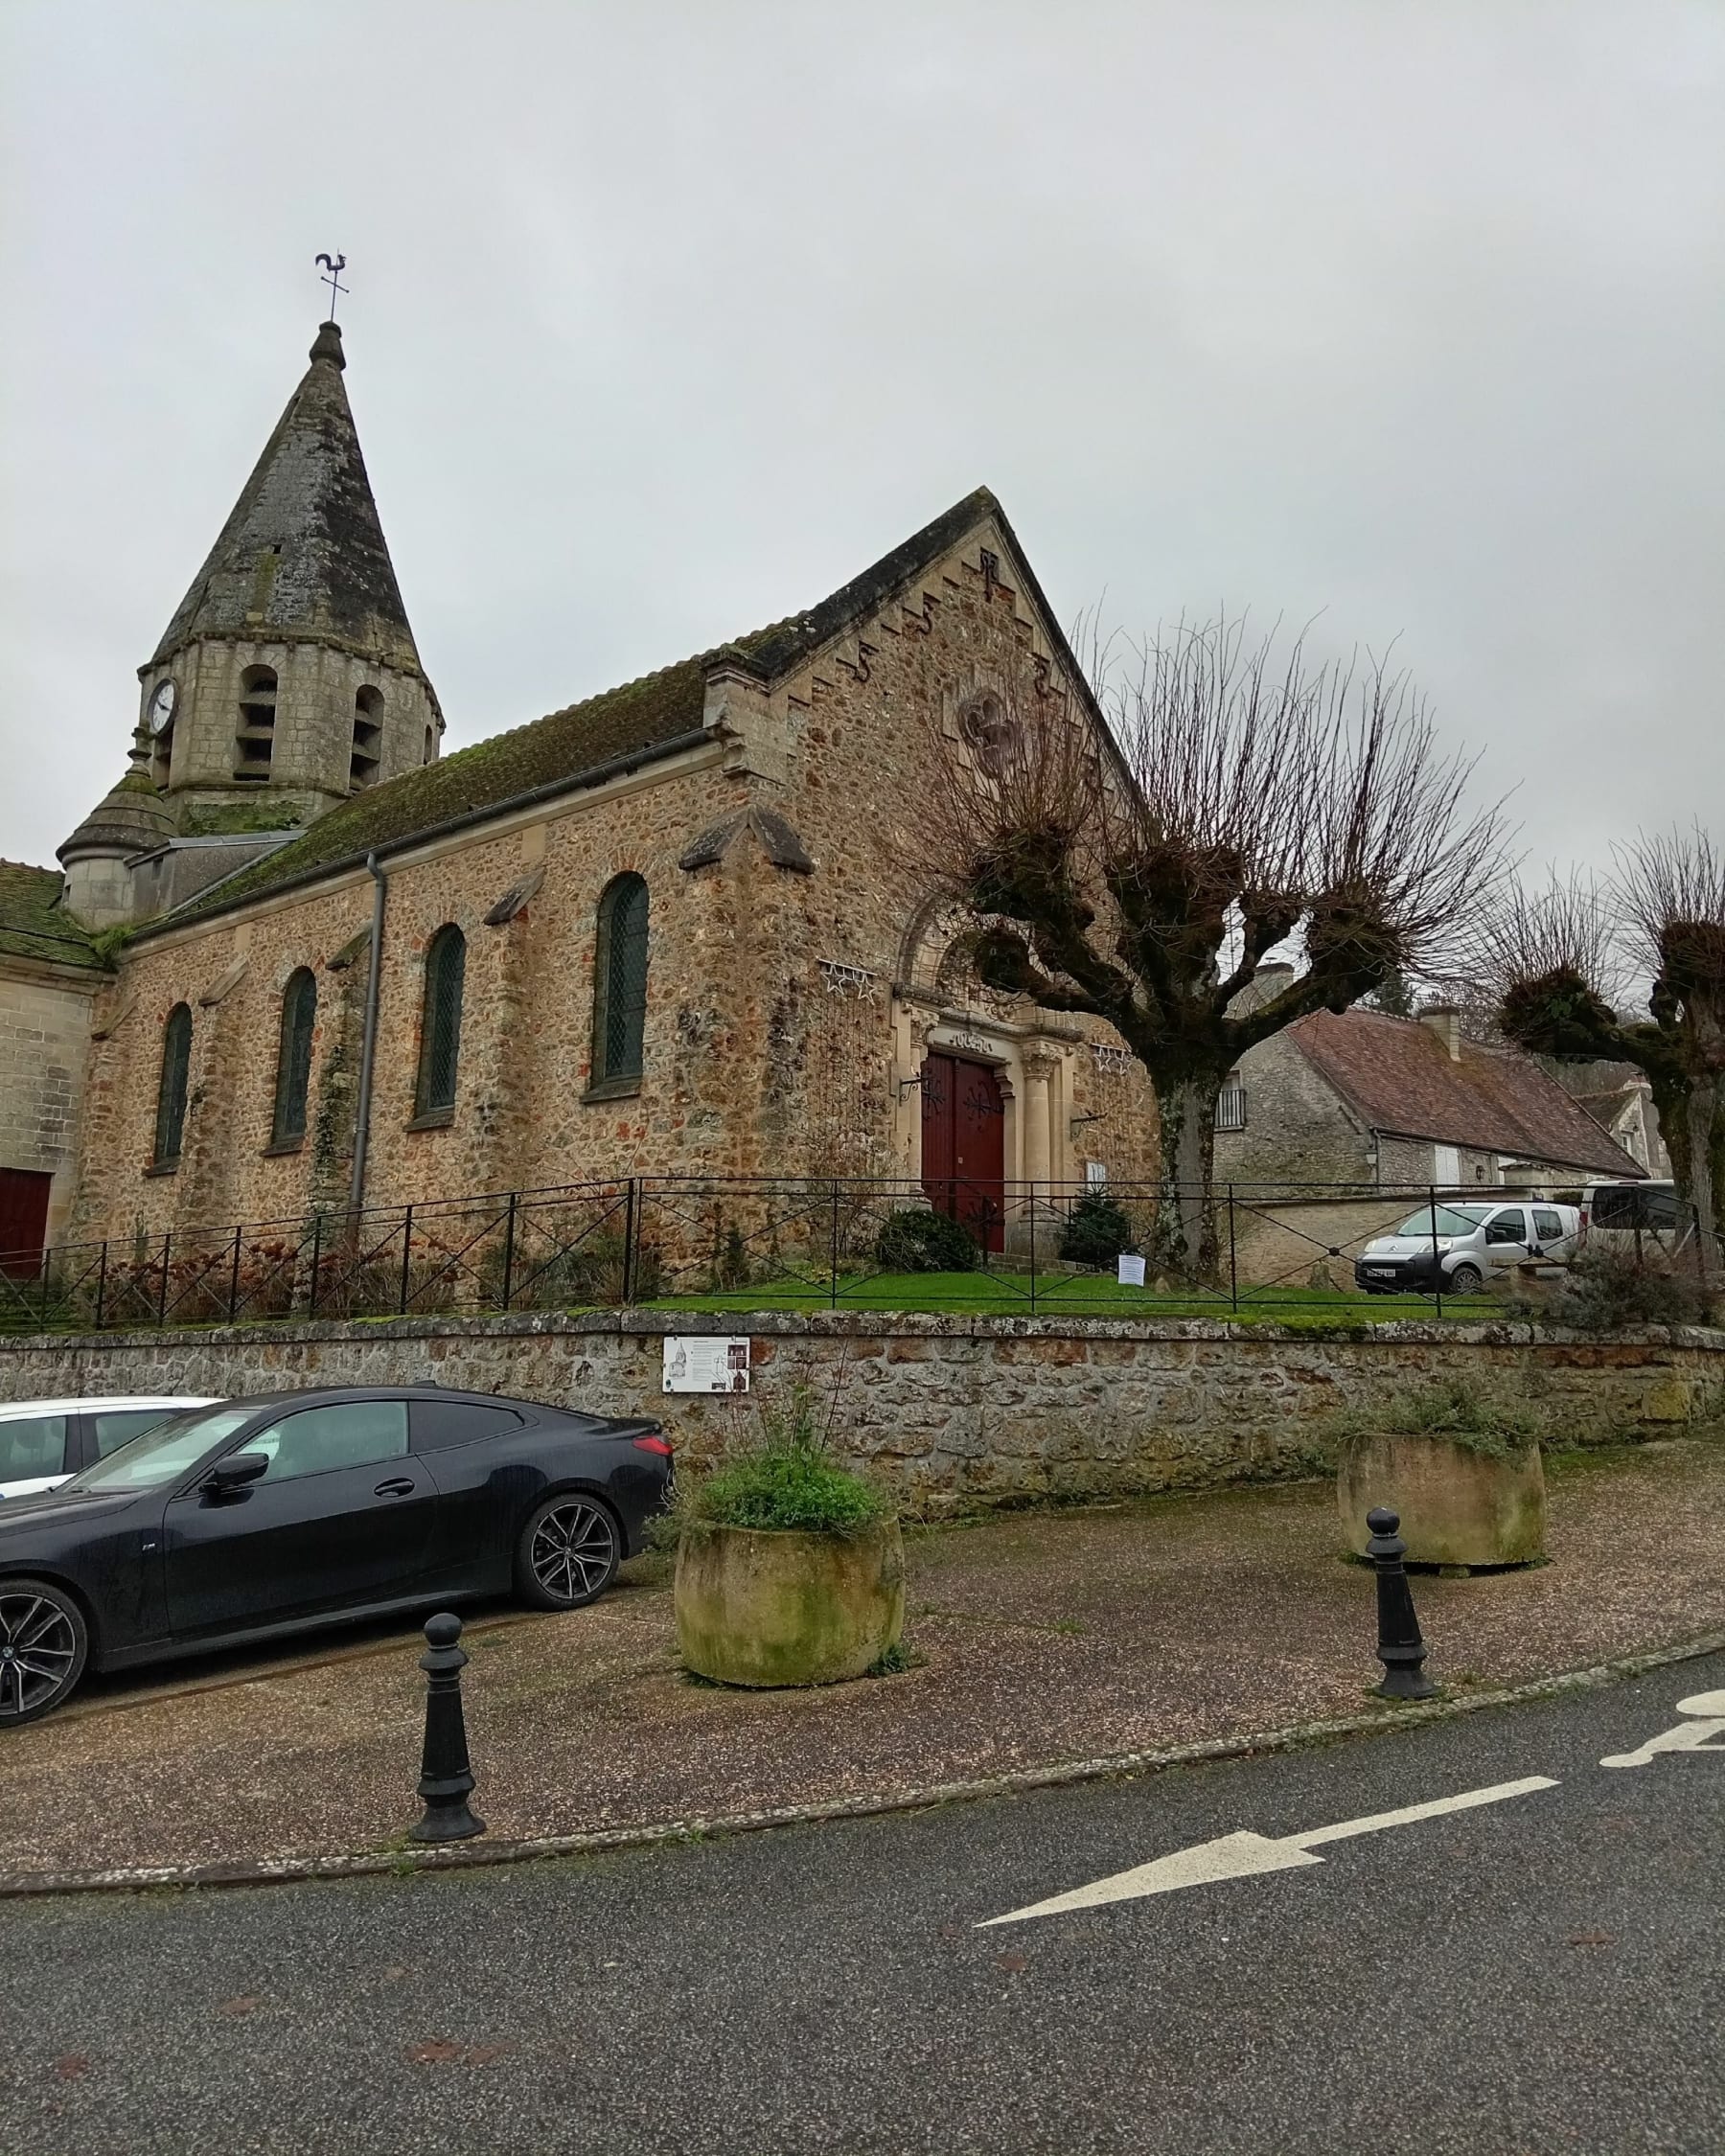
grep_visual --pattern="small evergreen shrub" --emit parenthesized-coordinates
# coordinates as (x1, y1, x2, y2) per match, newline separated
(1058, 1190, 1138, 1267)
(874, 1207, 981, 1273)
(714, 1223, 751, 1291)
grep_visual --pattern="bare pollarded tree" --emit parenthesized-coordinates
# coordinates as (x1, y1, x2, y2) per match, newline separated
(1483, 829, 1724, 1281)
(906, 615, 1507, 1281)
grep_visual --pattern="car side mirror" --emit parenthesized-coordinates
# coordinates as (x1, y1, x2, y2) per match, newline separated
(201, 1451, 269, 1500)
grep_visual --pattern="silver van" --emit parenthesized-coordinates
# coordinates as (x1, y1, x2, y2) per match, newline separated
(1354, 1200, 1582, 1295)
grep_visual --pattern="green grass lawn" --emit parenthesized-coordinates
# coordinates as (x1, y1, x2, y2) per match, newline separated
(634, 1269, 1501, 1325)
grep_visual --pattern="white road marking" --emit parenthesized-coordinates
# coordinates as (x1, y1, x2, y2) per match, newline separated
(1600, 1689, 1725, 1770)
(978, 1776, 1559, 1927)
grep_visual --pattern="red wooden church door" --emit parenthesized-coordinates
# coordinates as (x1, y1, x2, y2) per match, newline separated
(920, 1054, 1006, 1252)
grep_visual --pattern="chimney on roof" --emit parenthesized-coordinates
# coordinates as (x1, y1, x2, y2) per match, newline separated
(1419, 1004, 1463, 1061)
(1226, 960, 1296, 1020)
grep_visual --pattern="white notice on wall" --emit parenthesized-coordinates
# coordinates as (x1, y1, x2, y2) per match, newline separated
(663, 1336, 751, 1394)
(1116, 1253, 1147, 1288)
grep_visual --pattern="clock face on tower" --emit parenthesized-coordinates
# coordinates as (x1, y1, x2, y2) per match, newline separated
(147, 679, 177, 735)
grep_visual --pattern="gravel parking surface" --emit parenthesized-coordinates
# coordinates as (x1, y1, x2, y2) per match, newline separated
(3, 1436, 1721, 1881)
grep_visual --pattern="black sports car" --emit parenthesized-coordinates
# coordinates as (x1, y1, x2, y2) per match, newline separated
(0, 1385, 673, 1726)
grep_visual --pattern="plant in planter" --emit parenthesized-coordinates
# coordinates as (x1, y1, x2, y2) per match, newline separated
(1336, 1378, 1547, 1569)
(673, 1390, 904, 1687)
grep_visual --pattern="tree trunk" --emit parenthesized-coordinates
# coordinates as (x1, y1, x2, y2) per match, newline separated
(1151, 1070, 1226, 1285)
(1668, 1070, 1722, 1288)
(1654, 989, 1723, 1290)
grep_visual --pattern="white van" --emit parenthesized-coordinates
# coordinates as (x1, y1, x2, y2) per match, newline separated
(1354, 1200, 1582, 1295)
(0, 1396, 218, 1502)
(1581, 1181, 1679, 1244)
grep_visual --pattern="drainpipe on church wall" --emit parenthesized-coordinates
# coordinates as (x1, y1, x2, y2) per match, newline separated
(349, 852, 388, 1213)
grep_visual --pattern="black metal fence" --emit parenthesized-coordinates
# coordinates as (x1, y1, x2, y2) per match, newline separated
(1, 1173, 1691, 1338)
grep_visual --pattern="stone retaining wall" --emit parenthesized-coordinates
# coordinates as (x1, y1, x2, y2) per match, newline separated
(7, 1312, 1721, 1515)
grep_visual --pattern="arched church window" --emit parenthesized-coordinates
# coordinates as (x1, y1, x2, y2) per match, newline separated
(415, 926, 466, 1117)
(590, 874, 649, 1089)
(236, 666, 277, 782)
(424, 723, 435, 766)
(270, 970, 317, 1147)
(351, 686, 383, 791)
(153, 1004, 193, 1168)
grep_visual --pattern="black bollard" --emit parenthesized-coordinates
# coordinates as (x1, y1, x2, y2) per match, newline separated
(1366, 1506, 1438, 1701)
(409, 1613, 486, 1843)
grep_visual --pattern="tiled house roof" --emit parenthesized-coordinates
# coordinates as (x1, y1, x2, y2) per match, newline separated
(0, 860, 103, 972)
(141, 486, 1013, 935)
(1289, 1008, 1644, 1179)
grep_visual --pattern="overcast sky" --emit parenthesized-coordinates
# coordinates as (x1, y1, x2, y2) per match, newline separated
(3, 1, 1721, 878)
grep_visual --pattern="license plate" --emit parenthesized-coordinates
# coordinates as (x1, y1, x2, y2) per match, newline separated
(1365, 1268, 1397, 1278)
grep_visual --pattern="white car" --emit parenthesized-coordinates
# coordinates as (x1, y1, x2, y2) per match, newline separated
(1354, 1200, 1583, 1295)
(0, 1396, 218, 1502)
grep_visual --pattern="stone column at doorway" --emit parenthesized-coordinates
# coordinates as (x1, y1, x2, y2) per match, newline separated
(1020, 1044, 1061, 1187)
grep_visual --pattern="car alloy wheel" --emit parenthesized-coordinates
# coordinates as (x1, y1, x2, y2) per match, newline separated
(522, 1497, 620, 1610)
(0, 1579, 88, 1726)
(1449, 1264, 1484, 1295)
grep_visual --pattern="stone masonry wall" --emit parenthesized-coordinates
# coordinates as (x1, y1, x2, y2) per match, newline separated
(4, 1312, 1717, 1516)
(70, 753, 753, 1243)
(1214, 1026, 1371, 1191)
(0, 967, 99, 1249)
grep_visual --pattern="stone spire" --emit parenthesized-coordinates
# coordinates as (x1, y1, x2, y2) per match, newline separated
(149, 319, 423, 677)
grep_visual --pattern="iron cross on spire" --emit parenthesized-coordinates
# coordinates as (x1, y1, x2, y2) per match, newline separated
(315, 252, 349, 323)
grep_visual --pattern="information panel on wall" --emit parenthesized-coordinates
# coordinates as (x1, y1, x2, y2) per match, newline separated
(662, 1336, 751, 1393)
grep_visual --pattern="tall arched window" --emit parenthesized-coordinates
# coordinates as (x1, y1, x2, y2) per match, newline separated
(236, 665, 277, 781)
(351, 686, 383, 790)
(590, 874, 649, 1089)
(414, 926, 466, 1117)
(153, 1004, 193, 1167)
(270, 969, 317, 1147)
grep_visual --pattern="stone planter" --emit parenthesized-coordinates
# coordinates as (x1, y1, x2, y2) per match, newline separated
(675, 1518, 905, 1687)
(1338, 1433, 1547, 1568)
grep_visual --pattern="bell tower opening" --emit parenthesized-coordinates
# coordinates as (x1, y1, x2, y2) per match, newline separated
(351, 685, 383, 789)
(235, 665, 277, 781)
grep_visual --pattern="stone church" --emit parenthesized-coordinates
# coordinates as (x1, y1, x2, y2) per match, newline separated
(0, 316, 1156, 1273)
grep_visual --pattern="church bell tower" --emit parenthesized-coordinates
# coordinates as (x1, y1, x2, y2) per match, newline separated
(60, 313, 443, 925)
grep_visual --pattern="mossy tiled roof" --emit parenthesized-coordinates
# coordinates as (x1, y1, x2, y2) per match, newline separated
(0, 860, 103, 972)
(161, 654, 714, 926)
(148, 486, 1007, 934)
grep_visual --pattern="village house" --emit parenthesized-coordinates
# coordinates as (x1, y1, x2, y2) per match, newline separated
(1214, 973, 1645, 1193)
(0, 317, 1158, 1273)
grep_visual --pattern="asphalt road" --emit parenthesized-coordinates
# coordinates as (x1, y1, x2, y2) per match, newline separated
(4, 1651, 1721, 2156)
